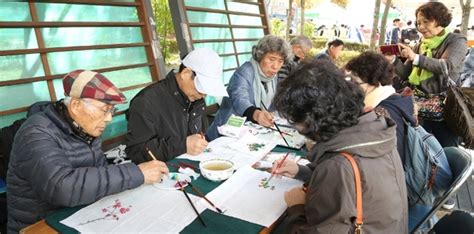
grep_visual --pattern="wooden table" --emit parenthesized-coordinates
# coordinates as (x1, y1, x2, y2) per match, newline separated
(20, 220, 57, 234)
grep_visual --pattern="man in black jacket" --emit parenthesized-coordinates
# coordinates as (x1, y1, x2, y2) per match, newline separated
(7, 70, 168, 232)
(125, 48, 228, 163)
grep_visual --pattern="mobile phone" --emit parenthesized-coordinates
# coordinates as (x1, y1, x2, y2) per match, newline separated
(380, 44, 401, 56)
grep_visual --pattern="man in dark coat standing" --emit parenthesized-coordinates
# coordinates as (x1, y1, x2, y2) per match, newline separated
(125, 48, 228, 163)
(6, 70, 168, 233)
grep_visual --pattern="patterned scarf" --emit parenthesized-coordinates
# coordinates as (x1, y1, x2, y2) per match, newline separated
(409, 31, 449, 85)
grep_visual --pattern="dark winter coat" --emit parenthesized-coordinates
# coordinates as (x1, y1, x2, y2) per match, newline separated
(125, 71, 205, 163)
(6, 102, 143, 232)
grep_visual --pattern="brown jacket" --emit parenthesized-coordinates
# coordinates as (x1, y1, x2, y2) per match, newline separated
(282, 112, 408, 234)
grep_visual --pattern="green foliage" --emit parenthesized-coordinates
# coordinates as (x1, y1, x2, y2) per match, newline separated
(310, 37, 368, 52)
(271, 18, 286, 37)
(303, 21, 315, 38)
(151, 0, 178, 66)
(335, 50, 360, 67)
(307, 38, 362, 67)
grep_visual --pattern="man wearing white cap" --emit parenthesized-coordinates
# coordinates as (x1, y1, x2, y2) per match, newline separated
(125, 48, 228, 163)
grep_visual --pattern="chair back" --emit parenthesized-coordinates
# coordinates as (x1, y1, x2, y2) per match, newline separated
(411, 147, 473, 233)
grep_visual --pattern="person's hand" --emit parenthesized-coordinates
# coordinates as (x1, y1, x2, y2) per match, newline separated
(253, 109, 274, 127)
(138, 160, 169, 184)
(399, 43, 416, 61)
(284, 186, 306, 207)
(272, 158, 299, 178)
(186, 134, 208, 155)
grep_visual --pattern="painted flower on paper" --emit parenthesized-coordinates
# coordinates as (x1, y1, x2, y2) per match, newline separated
(78, 199, 132, 225)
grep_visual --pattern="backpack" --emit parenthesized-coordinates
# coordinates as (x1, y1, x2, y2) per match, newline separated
(403, 119, 450, 207)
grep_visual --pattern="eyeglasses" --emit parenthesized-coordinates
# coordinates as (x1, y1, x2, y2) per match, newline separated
(80, 99, 118, 117)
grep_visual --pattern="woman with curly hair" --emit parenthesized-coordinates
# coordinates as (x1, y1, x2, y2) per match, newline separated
(272, 60, 408, 233)
(395, 2, 468, 147)
(206, 35, 292, 140)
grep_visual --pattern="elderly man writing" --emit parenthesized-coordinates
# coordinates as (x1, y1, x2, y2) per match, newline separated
(125, 48, 228, 163)
(6, 70, 168, 232)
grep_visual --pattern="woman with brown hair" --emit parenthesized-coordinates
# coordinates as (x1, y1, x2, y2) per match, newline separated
(394, 2, 468, 147)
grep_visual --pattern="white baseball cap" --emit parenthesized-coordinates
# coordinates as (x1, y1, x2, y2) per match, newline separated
(182, 48, 228, 97)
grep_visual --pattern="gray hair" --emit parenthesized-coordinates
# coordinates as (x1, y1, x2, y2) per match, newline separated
(252, 35, 293, 63)
(63, 96, 72, 106)
(290, 35, 313, 50)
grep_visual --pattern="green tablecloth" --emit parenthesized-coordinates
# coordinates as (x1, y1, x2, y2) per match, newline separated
(44, 146, 305, 233)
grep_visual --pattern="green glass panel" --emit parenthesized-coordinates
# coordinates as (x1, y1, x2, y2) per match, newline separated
(204, 96, 217, 106)
(102, 114, 127, 140)
(223, 56, 237, 70)
(193, 42, 234, 54)
(229, 15, 262, 26)
(0, 28, 38, 50)
(35, 3, 138, 22)
(186, 11, 228, 25)
(235, 41, 258, 53)
(184, 0, 225, 10)
(115, 88, 143, 112)
(1, 54, 45, 82)
(232, 28, 264, 39)
(223, 70, 235, 85)
(0, 112, 26, 129)
(103, 67, 152, 89)
(53, 79, 66, 100)
(0, 3, 31, 22)
(226, 2, 260, 14)
(190, 27, 231, 40)
(41, 27, 143, 47)
(238, 54, 252, 64)
(0, 82, 51, 111)
(48, 47, 147, 75)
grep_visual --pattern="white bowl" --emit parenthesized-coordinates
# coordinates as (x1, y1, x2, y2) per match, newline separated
(199, 159, 234, 182)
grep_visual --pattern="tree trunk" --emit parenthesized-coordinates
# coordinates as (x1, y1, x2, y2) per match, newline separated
(300, 0, 305, 35)
(379, 0, 391, 46)
(370, 0, 381, 49)
(460, 0, 472, 37)
(286, 0, 294, 39)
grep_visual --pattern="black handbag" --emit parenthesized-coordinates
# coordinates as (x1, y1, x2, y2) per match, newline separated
(441, 62, 474, 149)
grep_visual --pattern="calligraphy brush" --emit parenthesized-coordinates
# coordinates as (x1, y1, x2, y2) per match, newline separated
(188, 182, 225, 214)
(259, 101, 290, 147)
(265, 152, 290, 186)
(177, 181, 207, 227)
(145, 146, 157, 161)
(262, 126, 293, 137)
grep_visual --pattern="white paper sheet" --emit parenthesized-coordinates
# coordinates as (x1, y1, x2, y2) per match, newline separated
(227, 133, 277, 158)
(245, 122, 306, 149)
(177, 136, 262, 170)
(198, 165, 304, 227)
(61, 185, 204, 233)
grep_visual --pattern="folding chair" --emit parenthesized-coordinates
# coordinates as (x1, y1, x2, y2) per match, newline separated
(412, 147, 474, 233)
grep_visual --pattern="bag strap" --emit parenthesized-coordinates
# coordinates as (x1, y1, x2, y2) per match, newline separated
(340, 152, 363, 234)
